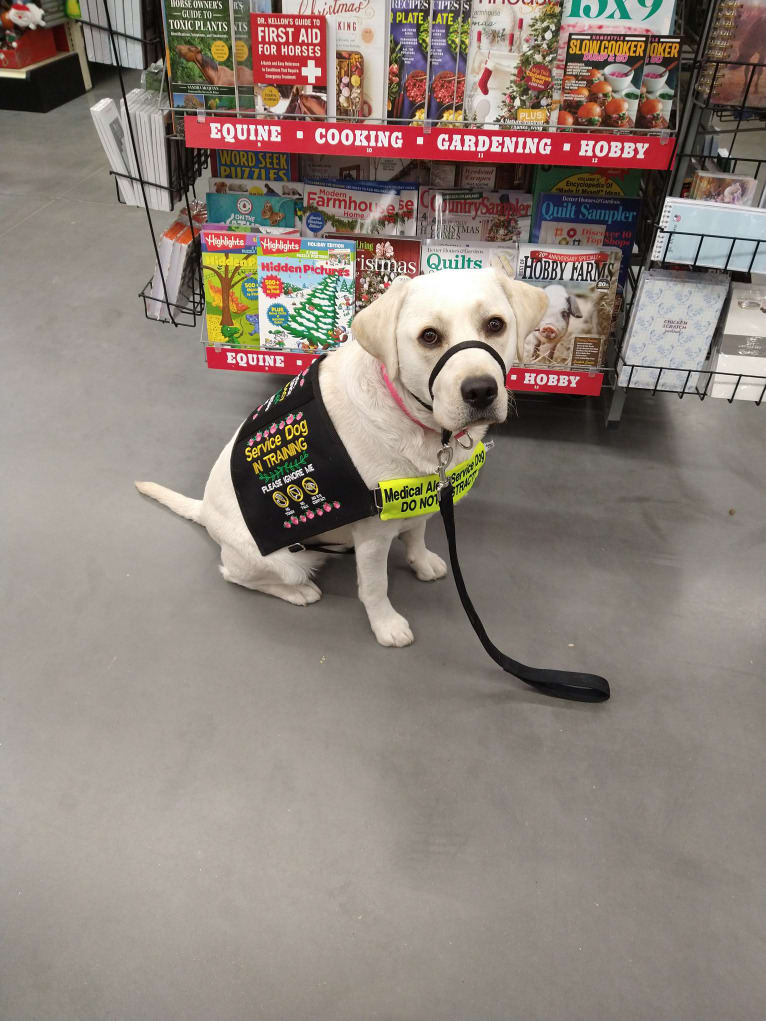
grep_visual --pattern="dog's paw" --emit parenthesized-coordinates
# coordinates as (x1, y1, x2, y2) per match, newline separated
(286, 581, 323, 605)
(408, 549, 448, 582)
(371, 612, 414, 648)
(260, 580, 322, 605)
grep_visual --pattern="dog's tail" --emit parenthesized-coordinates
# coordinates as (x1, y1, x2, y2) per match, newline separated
(134, 481, 203, 524)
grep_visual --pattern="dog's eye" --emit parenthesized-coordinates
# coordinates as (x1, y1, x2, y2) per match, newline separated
(419, 328, 441, 347)
(486, 317, 505, 334)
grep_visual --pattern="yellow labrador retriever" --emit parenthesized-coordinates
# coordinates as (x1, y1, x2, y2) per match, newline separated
(136, 268, 545, 646)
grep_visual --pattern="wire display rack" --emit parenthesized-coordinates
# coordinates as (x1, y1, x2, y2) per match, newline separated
(82, 1, 209, 327)
(605, 0, 766, 425)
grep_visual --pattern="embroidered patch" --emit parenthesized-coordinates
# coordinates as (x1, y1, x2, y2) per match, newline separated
(230, 358, 377, 555)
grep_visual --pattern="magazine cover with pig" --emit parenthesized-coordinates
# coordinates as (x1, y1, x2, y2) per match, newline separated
(515, 244, 621, 369)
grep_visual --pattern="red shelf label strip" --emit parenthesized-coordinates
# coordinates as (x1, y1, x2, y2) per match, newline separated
(206, 347, 603, 396)
(185, 117, 674, 169)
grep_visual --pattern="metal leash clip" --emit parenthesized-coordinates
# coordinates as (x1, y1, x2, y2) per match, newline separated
(436, 443, 453, 500)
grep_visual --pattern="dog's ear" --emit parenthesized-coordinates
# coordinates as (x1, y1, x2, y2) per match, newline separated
(350, 276, 410, 378)
(494, 271, 549, 361)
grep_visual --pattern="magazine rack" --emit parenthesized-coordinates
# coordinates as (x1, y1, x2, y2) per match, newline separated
(79, 3, 207, 327)
(605, 0, 766, 423)
(94, 0, 764, 418)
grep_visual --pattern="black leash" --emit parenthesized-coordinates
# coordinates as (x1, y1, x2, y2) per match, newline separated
(438, 481, 610, 703)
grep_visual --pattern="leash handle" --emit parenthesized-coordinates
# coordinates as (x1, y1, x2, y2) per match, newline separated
(439, 486, 610, 703)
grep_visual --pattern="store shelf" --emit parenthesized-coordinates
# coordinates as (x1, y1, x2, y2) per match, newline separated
(205, 345, 605, 396)
(184, 116, 676, 171)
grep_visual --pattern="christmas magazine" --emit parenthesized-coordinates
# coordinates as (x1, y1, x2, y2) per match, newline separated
(464, 0, 563, 128)
(302, 179, 419, 237)
(257, 236, 357, 352)
(343, 237, 422, 311)
(418, 186, 533, 242)
(514, 243, 622, 368)
(282, 0, 388, 122)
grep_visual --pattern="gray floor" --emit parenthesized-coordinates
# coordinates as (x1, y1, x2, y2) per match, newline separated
(2, 75, 765, 1021)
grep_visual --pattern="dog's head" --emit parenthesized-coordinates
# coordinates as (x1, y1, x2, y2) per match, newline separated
(351, 268, 547, 434)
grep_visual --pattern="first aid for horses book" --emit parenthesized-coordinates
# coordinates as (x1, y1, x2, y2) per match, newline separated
(250, 10, 329, 119)
(281, 0, 388, 123)
(618, 269, 730, 391)
(514, 244, 622, 369)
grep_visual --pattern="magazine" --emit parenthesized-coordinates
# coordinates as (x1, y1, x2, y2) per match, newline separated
(257, 236, 356, 352)
(418, 186, 533, 242)
(427, 0, 472, 122)
(531, 192, 642, 287)
(165, 0, 253, 115)
(636, 36, 680, 131)
(388, 0, 431, 123)
(421, 240, 517, 277)
(514, 244, 622, 368)
(553, 0, 677, 121)
(209, 150, 296, 180)
(250, 11, 329, 119)
(202, 229, 261, 349)
(302, 179, 419, 237)
(559, 34, 647, 131)
(333, 236, 422, 311)
(206, 192, 299, 232)
(465, 0, 563, 128)
(282, 0, 388, 122)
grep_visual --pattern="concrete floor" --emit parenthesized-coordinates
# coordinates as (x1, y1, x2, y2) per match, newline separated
(2, 73, 765, 1021)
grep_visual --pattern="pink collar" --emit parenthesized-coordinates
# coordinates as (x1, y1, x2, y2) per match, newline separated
(380, 364, 467, 440)
(380, 364, 437, 433)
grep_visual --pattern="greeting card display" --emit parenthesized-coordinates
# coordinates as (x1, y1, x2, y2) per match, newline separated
(257, 237, 357, 352)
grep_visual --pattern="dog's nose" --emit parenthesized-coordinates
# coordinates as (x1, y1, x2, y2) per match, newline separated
(460, 375, 498, 409)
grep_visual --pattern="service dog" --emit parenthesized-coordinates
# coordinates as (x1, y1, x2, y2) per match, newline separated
(136, 269, 546, 646)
